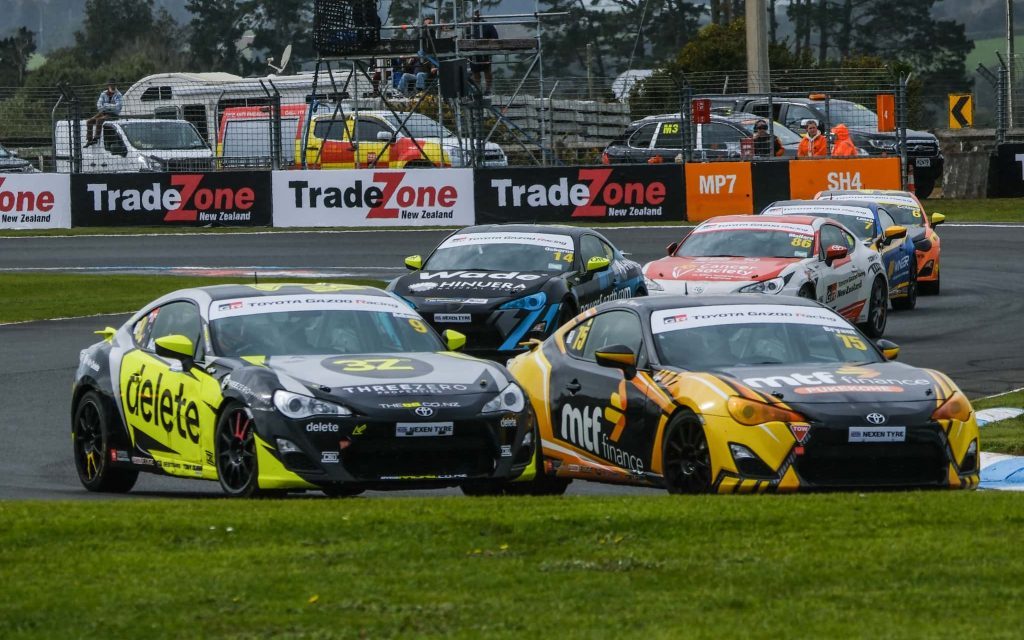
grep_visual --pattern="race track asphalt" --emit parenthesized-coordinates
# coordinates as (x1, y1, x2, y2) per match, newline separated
(1, 223, 1021, 499)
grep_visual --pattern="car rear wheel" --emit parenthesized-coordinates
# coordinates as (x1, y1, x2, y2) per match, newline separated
(215, 403, 263, 497)
(662, 410, 712, 494)
(72, 391, 138, 493)
(892, 261, 917, 311)
(920, 269, 940, 295)
(858, 278, 887, 338)
(797, 284, 815, 300)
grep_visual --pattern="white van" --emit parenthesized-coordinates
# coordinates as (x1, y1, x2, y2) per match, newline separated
(54, 119, 215, 173)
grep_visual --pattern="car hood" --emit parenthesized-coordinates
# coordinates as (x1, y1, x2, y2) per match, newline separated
(645, 257, 798, 282)
(713, 362, 941, 405)
(392, 269, 554, 306)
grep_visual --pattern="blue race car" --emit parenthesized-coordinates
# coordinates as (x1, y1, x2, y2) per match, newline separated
(760, 200, 917, 311)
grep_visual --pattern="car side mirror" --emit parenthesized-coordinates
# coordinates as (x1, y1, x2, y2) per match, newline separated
(824, 244, 848, 266)
(876, 338, 899, 360)
(930, 212, 945, 227)
(405, 255, 423, 270)
(883, 225, 907, 242)
(155, 334, 195, 366)
(594, 344, 637, 379)
(376, 131, 395, 142)
(586, 256, 611, 273)
(666, 242, 679, 256)
(443, 329, 466, 352)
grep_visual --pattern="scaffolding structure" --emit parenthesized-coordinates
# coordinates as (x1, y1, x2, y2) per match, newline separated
(306, 0, 566, 167)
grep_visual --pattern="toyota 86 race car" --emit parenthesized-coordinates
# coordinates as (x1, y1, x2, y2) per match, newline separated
(762, 200, 918, 310)
(389, 224, 645, 361)
(815, 189, 944, 295)
(71, 284, 537, 497)
(506, 296, 980, 493)
(642, 215, 890, 337)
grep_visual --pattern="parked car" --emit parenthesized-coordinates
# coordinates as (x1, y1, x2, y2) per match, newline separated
(0, 142, 38, 173)
(218, 104, 507, 169)
(54, 119, 214, 173)
(601, 112, 802, 164)
(709, 94, 943, 198)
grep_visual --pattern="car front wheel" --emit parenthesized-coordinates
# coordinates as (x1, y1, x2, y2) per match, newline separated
(858, 277, 888, 338)
(215, 403, 263, 497)
(662, 410, 712, 494)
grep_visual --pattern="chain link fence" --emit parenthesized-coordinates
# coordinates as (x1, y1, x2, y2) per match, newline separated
(0, 66, 920, 173)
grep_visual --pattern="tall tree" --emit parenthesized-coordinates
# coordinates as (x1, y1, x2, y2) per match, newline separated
(186, 0, 251, 73)
(0, 27, 37, 87)
(75, 0, 157, 62)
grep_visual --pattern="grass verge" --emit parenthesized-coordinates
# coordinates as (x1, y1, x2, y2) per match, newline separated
(975, 390, 1024, 456)
(930, 198, 1024, 223)
(2, 493, 1024, 639)
(0, 273, 385, 324)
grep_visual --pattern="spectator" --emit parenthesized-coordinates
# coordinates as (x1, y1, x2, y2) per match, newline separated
(831, 124, 858, 157)
(85, 78, 122, 147)
(466, 10, 498, 94)
(398, 56, 436, 95)
(751, 119, 784, 158)
(797, 119, 828, 157)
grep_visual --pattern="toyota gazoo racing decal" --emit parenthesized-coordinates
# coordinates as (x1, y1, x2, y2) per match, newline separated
(74, 173, 270, 226)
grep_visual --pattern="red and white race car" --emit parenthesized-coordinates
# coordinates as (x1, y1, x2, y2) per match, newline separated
(643, 215, 890, 336)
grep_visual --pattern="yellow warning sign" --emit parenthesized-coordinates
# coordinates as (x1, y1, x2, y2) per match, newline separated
(949, 94, 973, 129)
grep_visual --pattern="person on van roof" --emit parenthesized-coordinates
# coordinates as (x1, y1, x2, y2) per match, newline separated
(85, 78, 122, 147)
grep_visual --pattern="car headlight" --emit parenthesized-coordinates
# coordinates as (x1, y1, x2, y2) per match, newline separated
(867, 138, 898, 152)
(138, 154, 163, 171)
(644, 276, 664, 292)
(500, 292, 547, 311)
(273, 390, 352, 419)
(738, 276, 786, 294)
(482, 383, 526, 414)
(931, 390, 972, 422)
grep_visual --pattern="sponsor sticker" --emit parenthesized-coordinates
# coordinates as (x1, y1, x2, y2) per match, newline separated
(395, 422, 455, 437)
(438, 232, 574, 252)
(434, 313, 472, 323)
(321, 451, 340, 464)
(693, 220, 815, 236)
(210, 294, 417, 320)
(848, 426, 906, 443)
(766, 204, 874, 220)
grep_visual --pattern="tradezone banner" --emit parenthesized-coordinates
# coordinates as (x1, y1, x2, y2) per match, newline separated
(272, 169, 475, 227)
(71, 172, 272, 227)
(0, 174, 71, 229)
(474, 165, 686, 224)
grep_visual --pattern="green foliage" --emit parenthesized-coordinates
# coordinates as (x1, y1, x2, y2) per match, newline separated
(0, 27, 36, 87)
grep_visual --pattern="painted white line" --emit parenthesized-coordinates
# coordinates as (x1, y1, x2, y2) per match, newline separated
(0, 311, 131, 328)
(978, 386, 1024, 400)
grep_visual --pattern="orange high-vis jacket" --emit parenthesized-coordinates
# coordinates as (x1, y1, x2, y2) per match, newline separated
(831, 124, 858, 157)
(798, 133, 828, 157)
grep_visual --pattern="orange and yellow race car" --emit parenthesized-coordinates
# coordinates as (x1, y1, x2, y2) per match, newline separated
(507, 295, 978, 493)
(815, 189, 944, 295)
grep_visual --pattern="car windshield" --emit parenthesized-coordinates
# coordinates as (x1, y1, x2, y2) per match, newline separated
(880, 203, 925, 227)
(209, 295, 442, 357)
(677, 223, 816, 259)
(381, 113, 456, 139)
(652, 304, 882, 368)
(121, 122, 208, 151)
(767, 206, 875, 239)
(820, 100, 879, 129)
(424, 232, 576, 272)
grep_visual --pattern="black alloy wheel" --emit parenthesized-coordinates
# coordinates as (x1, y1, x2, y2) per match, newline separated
(72, 391, 138, 492)
(859, 278, 888, 338)
(892, 261, 917, 311)
(215, 403, 262, 497)
(797, 284, 816, 300)
(662, 410, 712, 494)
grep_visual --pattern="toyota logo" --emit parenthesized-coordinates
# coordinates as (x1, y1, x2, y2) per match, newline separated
(865, 413, 887, 425)
(414, 406, 435, 417)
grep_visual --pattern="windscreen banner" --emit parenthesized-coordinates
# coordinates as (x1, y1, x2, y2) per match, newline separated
(474, 165, 686, 223)
(0, 174, 71, 229)
(70, 172, 272, 226)
(272, 169, 475, 227)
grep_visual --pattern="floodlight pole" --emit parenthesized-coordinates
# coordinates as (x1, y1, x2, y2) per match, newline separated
(746, 0, 770, 93)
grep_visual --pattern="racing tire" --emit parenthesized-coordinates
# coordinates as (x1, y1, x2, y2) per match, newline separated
(891, 261, 918, 311)
(321, 484, 365, 498)
(72, 390, 138, 493)
(215, 403, 264, 498)
(554, 299, 578, 332)
(661, 409, 712, 494)
(797, 284, 816, 300)
(858, 278, 888, 339)
(920, 270, 940, 296)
